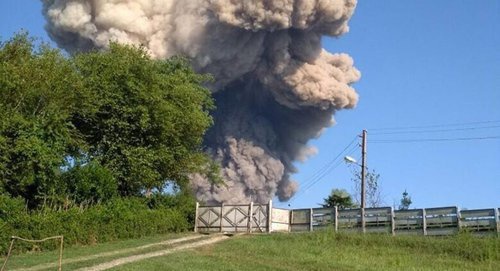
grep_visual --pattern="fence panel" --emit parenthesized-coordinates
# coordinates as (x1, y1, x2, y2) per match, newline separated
(251, 204, 269, 232)
(338, 209, 362, 232)
(272, 208, 290, 232)
(312, 208, 336, 231)
(394, 209, 424, 235)
(460, 208, 497, 235)
(290, 209, 311, 232)
(364, 207, 392, 233)
(425, 207, 459, 236)
(197, 205, 223, 233)
(221, 204, 251, 232)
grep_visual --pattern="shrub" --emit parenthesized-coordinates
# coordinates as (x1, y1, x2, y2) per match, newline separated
(0, 196, 190, 255)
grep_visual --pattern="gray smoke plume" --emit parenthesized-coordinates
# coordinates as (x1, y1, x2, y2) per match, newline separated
(42, 0, 361, 204)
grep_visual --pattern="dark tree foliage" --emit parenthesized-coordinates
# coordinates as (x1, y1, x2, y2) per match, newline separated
(71, 43, 215, 196)
(322, 189, 356, 210)
(0, 34, 83, 206)
(0, 34, 217, 207)
(399, 189, 412, 210)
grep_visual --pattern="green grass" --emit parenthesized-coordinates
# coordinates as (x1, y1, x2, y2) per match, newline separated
(2, 231, 499, 270)
(112, 231, 500, 271)
(1, 232, 192, 270)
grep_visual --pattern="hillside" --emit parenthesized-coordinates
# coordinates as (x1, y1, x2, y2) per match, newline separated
(3, 231, 499, 270)
(116, 231, 499, 271)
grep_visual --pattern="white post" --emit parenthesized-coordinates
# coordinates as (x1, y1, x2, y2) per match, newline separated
(495, 208, 500, 236)
(194, 202, 199, 233)
(456, 207, 462, 232)
(361, 208, 366, 233)
(267, 200, 273, 233)
(422, 209, 427, 236)
(309, 208, 314, 232)
(248, 202, 254, 233)
(220, 202, 224, 233)
(334, 206, 338, 232)
(390, 207, 395, 236)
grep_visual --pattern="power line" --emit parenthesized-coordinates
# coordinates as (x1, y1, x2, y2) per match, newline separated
(297, 136, 357, 188)
(370, 135, 500, 143)
(368, 120, 500, 132)
(301, 144, 359, 192)
(370, 125, 500, 135)
(289, 140, 359, 203)
(293, 143, 358, 200)
(289, 139, 359, 204)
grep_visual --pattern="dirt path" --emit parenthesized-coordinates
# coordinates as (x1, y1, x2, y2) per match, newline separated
(14, 235, 208, 271)
(76, 234, 229, 271)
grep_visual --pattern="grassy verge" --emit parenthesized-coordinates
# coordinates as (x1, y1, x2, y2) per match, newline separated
(112, 231, 500, 271)
(1, 233, 193, 270)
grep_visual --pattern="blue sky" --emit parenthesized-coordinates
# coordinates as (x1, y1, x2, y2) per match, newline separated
(1, 1, 499, 210)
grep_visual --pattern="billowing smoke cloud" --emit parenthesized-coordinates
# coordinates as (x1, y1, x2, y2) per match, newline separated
(42, 0, 361, 204)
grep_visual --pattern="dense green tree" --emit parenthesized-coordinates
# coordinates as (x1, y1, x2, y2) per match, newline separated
(321, 189, 356, 209)
(62, 161, 117, 204)
(0, 33, 83, 206)
(71, 43, 215, 196)
(0, 33, 217, 207)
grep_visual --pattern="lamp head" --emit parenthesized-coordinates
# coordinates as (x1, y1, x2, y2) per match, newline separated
(344, 156, 357, 164)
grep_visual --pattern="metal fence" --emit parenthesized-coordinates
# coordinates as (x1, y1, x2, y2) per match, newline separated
(195, 203, 500, 236)
(289, 206, 500, 236)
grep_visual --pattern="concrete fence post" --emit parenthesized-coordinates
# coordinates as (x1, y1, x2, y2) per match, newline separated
(390, 207, 395, 236)
(422, 209, 427, 236)
(361, 208, 366, 233)
(267, 200, 273, 233)
(194, 202, 199, 233)
(309, 208, 314, 232)
(334, 206, 338, 232)
(495, 208, 500, 236)
(456, 207, 462, 232)
(248, 202, 254, 233)
(220, 202, 224, 233)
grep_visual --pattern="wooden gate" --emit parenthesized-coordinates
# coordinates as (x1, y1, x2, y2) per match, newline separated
(195, 202, 271, 233)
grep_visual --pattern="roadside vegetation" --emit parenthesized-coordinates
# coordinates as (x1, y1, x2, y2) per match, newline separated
(0, 33, 218, 255)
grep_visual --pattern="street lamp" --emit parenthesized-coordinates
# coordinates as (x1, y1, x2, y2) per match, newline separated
(344, 130, 368, 233)
(343, 154, 366, 209)
(343, 156, 357, 164)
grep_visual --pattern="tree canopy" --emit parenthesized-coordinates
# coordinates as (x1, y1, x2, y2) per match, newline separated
(0, 33, 216, 207)
(321, 189, 356, 209)
(399, 189, 412, 210)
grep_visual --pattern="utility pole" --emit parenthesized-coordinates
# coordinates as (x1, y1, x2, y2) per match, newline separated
(361, 129, 367, 209)
(360, 129, 367, 233)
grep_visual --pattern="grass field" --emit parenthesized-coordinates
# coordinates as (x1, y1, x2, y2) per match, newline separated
(1, 233, 193, 270)
(113, 231, 499, 271)
(2, 231, 499, 271)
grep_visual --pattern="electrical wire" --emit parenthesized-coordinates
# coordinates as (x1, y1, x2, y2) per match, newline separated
(369, 125, 500, 135)
(288, 138, 360, 204)
(370, 135, 500, 143)
(368, 120, 500, 132)
(297, 136, 357, 188)
(300, 144, 359, 192)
